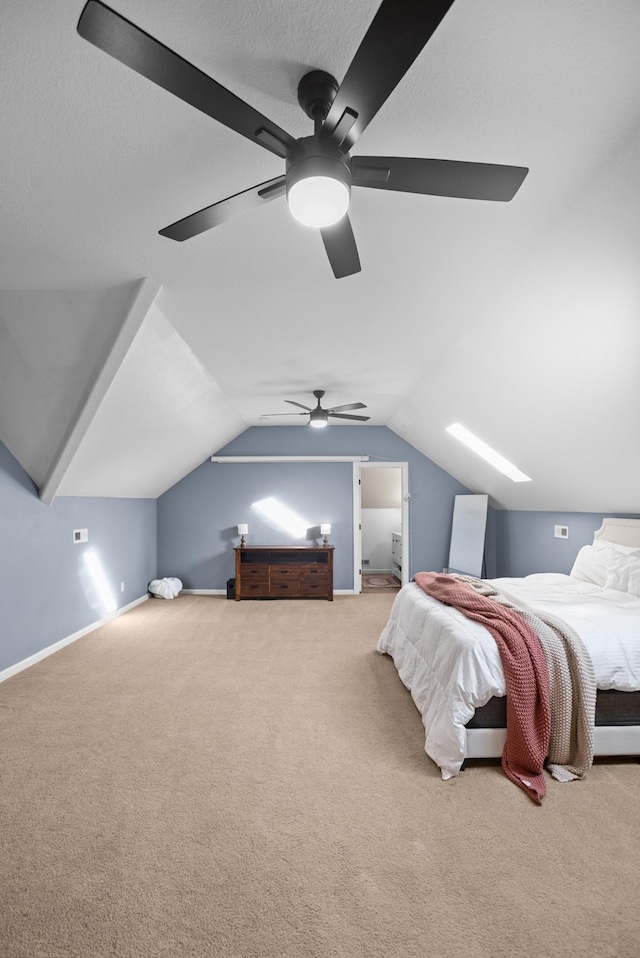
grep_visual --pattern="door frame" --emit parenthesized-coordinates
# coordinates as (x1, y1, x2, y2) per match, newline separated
(353, 461, 410, 593)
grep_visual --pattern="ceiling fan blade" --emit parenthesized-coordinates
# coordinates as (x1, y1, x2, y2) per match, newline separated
(77, 1, 297, 159)
(322, 0, 454, 153)
(352, 156, 528, 202)
(328, 413, 371, 421)
(284, 400, 313, 411)
(260, 412, 307, 418)
(159, 176, 285, 241)
(320, 216, 361, 279)
(327, 402, 367, 413)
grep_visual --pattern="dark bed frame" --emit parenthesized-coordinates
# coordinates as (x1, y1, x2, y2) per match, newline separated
(467, 690, 640, 729)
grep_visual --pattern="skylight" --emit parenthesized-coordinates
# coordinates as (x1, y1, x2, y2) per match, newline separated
(446, 423, 531, 483)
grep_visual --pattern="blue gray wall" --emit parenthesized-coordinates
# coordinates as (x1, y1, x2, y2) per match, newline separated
(157, 426, 471, 590)
(0, 440, 156, 673)
(494, 510, 640, 577)
(157, 459, 354, 590)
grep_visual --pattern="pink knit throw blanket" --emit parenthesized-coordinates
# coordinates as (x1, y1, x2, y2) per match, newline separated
(413, 572, 551, 803)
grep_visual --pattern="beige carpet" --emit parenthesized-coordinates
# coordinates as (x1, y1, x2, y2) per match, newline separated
(1, 595, 639, 958)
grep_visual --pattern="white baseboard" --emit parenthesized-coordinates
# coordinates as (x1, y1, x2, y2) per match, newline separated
(180, 589, 226, 596)
(0, 594, 150, 684)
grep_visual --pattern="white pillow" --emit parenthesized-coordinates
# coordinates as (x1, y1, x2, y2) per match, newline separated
(570, 545, 611, 588)
(592, 538, 640, 556)
(605, 552, 640, 596)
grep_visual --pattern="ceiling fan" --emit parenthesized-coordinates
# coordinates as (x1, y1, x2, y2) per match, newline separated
(261, 391, 370, 429)
(77, 0, 529, 279)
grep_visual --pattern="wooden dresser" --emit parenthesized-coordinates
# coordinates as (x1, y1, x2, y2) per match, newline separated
(234, 545, 334, 601)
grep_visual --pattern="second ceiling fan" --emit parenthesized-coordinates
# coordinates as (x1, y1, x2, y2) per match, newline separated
(261, 391, 370, 429)
(77, 0, 529, 279)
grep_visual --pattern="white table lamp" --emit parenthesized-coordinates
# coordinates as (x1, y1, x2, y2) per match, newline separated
(237, 524, 248, 547)
(320, 523, 331, 546)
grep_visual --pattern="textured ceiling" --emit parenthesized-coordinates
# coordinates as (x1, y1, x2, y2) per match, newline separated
(1, 0, 639, 510)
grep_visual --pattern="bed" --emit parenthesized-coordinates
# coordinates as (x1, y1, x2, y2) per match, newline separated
(377, 517, 640, 781)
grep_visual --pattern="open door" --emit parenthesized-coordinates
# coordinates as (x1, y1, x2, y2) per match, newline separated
(354, 461, 409, 593)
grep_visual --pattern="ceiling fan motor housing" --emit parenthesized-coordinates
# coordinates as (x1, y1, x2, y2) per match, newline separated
(296, 70, 340, 123)
(285, 136, 352, 199)
(309, 406, 329, 427)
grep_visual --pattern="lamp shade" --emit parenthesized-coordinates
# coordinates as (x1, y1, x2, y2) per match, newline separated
(320, 524, 331, 535)
(237, 524, 248, 535)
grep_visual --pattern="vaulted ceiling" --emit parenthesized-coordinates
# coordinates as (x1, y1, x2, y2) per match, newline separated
(1, 0, 639, 511)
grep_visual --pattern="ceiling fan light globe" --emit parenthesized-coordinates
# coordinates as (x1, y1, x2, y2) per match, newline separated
(288, 176, 350, 228)
(309, 408, 329, 428)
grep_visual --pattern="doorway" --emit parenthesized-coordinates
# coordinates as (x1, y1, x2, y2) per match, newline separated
(353, 461, 409, 594)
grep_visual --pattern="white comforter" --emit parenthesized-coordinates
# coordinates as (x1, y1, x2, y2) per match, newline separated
(377, 574, 640, 780)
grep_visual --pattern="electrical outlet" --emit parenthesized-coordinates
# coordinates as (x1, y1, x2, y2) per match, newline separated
(554, 525, 569, 539)
(73, 528, 88, 543)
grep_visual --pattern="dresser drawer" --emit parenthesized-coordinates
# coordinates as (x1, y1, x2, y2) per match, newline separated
(242, 566, 269, 582)
(300, 579, 329, 596)
(270, 565, 300, 581)
(269, 579, 301, 596)
(298, 563, 327, 576)
(243, 580, 270, 596)
(301, 569, 329, 585)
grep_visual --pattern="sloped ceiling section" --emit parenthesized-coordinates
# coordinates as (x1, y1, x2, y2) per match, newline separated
(390, 112, 640, 512)
(0, 280, 244, 501)
(0, 282, 151, 494)
(57, 301, 246, 498)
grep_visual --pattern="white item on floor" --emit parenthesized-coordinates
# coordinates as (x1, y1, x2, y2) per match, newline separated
(149, 577, 183, 599)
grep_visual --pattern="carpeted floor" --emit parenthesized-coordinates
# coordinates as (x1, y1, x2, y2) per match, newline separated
(1, 595, 639, 958)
